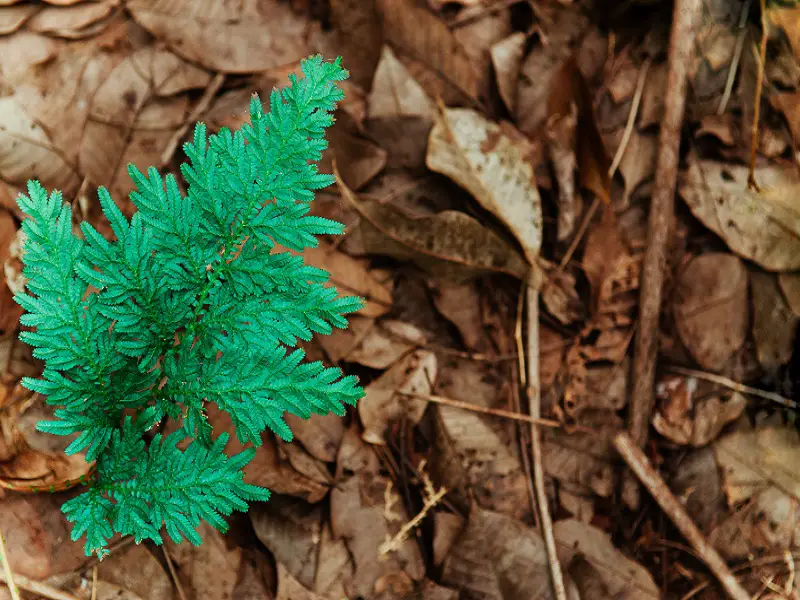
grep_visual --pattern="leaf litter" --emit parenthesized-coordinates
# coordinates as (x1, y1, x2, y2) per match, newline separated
(0, 0, 799, 598)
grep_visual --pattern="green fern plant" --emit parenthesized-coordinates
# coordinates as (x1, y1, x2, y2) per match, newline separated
(14, 55, 363, 558)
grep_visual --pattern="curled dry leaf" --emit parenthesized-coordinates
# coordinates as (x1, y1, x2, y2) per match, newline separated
(680, 154, 800, 271)
(27, 1, 119, 39)
(0, 445, 91, 492)
(428, 278, 485, 351)
(490, 32, 527, 114)
(127, 0, 309, 73)
(554, 520, 659, 600)
(0, 4, 36, 34)
(375, 0, 480, 104)
(285, 412, 346, 464)
(337, 171, 529, 280)
(672, 253, 749, 372)
(541, 264, 583, 325)
(303, 241, 393, 319)
(368, 45, 436, 120)
(751, 270, 800, 371)
(653, 376, 746, 447)
(359, 349, 437, 445)
(426, 107, 542, 264)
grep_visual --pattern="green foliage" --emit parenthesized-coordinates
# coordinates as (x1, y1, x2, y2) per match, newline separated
(14, 55, 363, 558)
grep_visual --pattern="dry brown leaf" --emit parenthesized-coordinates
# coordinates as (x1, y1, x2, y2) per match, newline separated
(375, 0, 480, 104)
(582, 209, 630, 313)
(0, 95, 80, 192)
(345, 319, 428, 369)
(750, 270, 800, 371)
(541, 264, 583, 325)
(284, 412, 346, 464)
(604, 128, 658, 206)
(127, 0, 309, 73)
(368, 45, 437, 120)
(94, 544, 175, 600)
(490, 32, 526, 114)
(769, 6, 800, 63)
(0, 4, 36, 34)
(360, 349, 437, 445)
(303, 241, 393, 319)
(277, 563, 326, 600)
(328, 0, 382, 90)
(653, 376, 747, 447)
(440, 506, 557, 599)
(0, 445, 91, 492)
(451, 2, 511, 99)
(680, 154, 800, 271)
(331, 426, 425, 598)
(338, 172, 529, 280)
(427, 107, 542, 264)
(779, 271, 800, 316)
(554, 520, 659, 599)
(433, 404, 530, 520)
(672, 253, 749, 372)
(27, 1, 118, 38)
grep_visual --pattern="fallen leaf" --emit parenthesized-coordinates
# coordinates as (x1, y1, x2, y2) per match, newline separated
(672, 253, 749, 371)
(554, 519, 659, 599)
(653, 376, 746, 447)
(277, 562, 326, 600)
(360, 349, 437, 445)
(127, 0, 309, 73)
(95, 544, 175, 600)
(303, 241, 393, 319)
(0, 94, 80, 192)
(328, 0, 382, 90)
(427, 107, 542, 264)
(0, 4, 36, 34)
(375, 0, 480, 104)
(338, 172, 529, 280)
(541, 264, 583, 325)
(440, 506, 557, 599)
(345, 319, 428, 370)
(0, 446, 91, 493)
(27, 1, 119, 38)
(679, 154, 800, 271)
(750, 270, 800, 371)
(323, 111, 388, 191)
(284, 412, 346, 464)
(582, 209, 630, 313)
(368, 45, 436, 119)
(433, 404, 530, 520)
(779, 271, 800, 316)
(769, 5, 800, 63)
(331, 426, 425, 598)
(428, 278, 485, 351)
(490, 32, 526, 114)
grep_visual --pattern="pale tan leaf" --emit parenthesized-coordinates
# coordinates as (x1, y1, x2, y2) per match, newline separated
(328, 0, 382, 90)
(27, 1, 118, 38)
(679, 154, 800, 271)
(369, 45, 436, 119)
(491, 32, 526, 114)
(95, 544, 174, 600)
(359, 349, 437, 445)
(345, 319, 428, 369)
(127, 0, 309, 73)
(284, 412, 345, 463)
(672, 253, 749, 371)
(426, 108, 542, 263)
(0, 4, 37, 34)
(277, 563, 326, 600)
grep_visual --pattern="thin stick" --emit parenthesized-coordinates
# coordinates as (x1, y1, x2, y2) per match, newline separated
(624, 0, 703, 510)
(667, 365, 799, 410)
(0, 571, 80, 600)
(717, 0, 751, 115)
(614, 432, 750, 600)
(527, 284, 568, 600)
(0, 530, 20, 600)
(747, 0, 768, 191)
(404, 392, 562, 428)
(680, 552, 800, 600)
(163, 546, 189, 600)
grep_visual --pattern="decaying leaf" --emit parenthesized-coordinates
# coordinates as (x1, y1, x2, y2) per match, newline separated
(359, 349, 437, 445)
(328, 0, 382, 91)
(672, 253, 749, 371)
(346, 319, 428, 369)
(751, 270, 800, 371)
(428, 278, 485, 351)
(427, 107, 542, 264)
(653, 376, 746, 447)
(127, 0, 309, 73)
(338, 171, 529, 280)
(490, 32, 526, 114)
(679, 154, 800, 271)
(27, 1, 119, 39)
(779, 271, 800, 316)
(93, 544, 174, 600)
(0, 445, 91, 493)
(0, 4, 36, 34)
(277, 562, 326, 600)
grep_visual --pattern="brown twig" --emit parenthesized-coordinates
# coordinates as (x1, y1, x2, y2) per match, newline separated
(667, 365, 799, 410)
(614, 432, 750, 600)
(404, 391, 562, 428)
(0, 571, 79, 600)
(526, 283, 568, 600)
(163, 546, 189, 600)
(0, 529, 20, 600)
(748, 0, 768, 191)
(624, 0, 703, 510)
